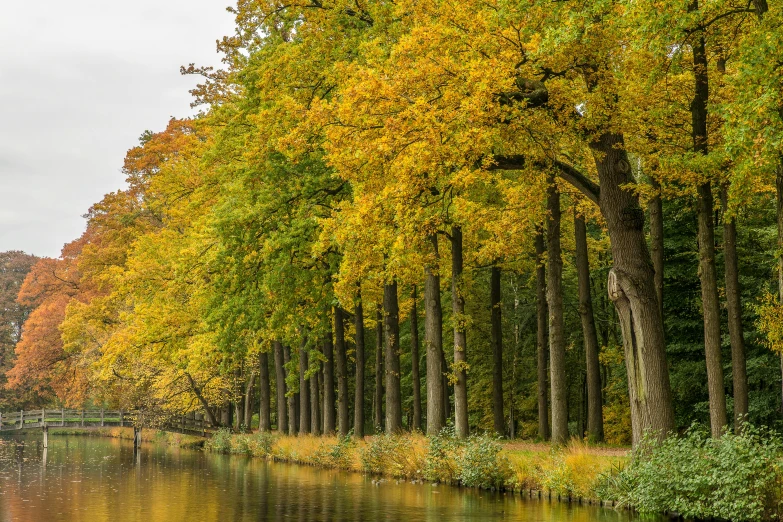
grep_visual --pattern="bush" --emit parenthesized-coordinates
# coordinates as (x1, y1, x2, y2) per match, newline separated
(251, 431, 277, 457)
(423, 428, 461, 483)
(313, 434, 356, 469)
(205, 428, 233, 454)
(360, 433, 424, 478)
(456, 435, 512, 489)
(535, 440, 616, 498)
(597, 425, 783, 521)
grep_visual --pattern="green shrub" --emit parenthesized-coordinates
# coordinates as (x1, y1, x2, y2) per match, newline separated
(251, 431, 277, 457)
(360, 433, 423, 478)
(597, 425, 783, 521)
(313, 435, 355, 469)
(205, 428, 233, 454)
(456, 435, 512, 489)
(423, 427, 461, 484)
(536, 451, 578, 496)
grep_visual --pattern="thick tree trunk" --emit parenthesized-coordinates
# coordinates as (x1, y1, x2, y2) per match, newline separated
(354, 297, 366, 438)
(591, 131, 675, 445)
(451, 226, 469, 438)
(776, 163, 783, 415)
(319, 367, 325, 433)
(575, 214, 604, 442)
(374, 308, 384, 431)
(384, 282, 403, 433)
(220, 405, 231, 428)
(258, 351, 271, 432)
(490, 266, 505, 436)
(441, 347, 450, 427)
(721, 187, 748, 433)
(273, 341, 288, 433)
(547, 180, 568, 444)
(244, 371, 255, 430)
(649, 182, 664, 320)
(311, 357, 321, 436)
(425, 235, 445, 435)
(323, 328, 336, 434)
(335, 307, 350, 437)
(691, 23, 727, 437)
(535, 229, 550, 440)
(284, 345, 298, 435)
(410, 287, 422, 431)
(299, 341, 311, 435)
(233, 368, 243, 431)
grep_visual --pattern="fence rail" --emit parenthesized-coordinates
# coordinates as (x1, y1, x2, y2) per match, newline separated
(0, 409, 216, 437)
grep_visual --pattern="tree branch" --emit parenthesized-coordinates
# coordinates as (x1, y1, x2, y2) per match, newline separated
(488, 155, 600, 206)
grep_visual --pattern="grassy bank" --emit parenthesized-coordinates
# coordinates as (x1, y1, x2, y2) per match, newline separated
(50, 427, 205, 449)
(204, 429, 625, 499)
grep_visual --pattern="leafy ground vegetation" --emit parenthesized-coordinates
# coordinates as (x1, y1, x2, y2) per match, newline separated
(204, 429, 623, 497)
(2, 0, 783, 520)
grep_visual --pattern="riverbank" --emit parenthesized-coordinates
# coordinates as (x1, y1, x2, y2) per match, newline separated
(203, 429, 626, 501)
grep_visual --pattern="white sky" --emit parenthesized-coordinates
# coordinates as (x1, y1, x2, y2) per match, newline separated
(0, 1, 236, 258)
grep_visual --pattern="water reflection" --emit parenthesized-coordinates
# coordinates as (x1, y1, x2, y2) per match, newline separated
(0, 435, 655, 522)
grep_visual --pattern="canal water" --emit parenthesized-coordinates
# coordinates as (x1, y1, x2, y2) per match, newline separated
(0, 435, 653, 521)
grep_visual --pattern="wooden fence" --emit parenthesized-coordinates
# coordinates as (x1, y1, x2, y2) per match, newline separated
(0, 409, 216, 437)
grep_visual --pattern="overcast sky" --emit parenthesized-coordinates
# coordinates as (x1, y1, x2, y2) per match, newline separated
(0, 1, 236, 258)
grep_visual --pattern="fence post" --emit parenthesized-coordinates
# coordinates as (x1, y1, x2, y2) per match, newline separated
(61, 408, 65, 427)
(101, 409, 104, 427)
(19, 410, 23, 430)
(80, 410, 84, 427)
(120, 410, 123, 427)
(42, 408, 45, 428)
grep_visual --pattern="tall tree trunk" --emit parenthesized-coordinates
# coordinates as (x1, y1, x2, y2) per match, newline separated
(273, 341, 288, 433)
(410, 287, 422, 432)
(335, 307, 350, 437)
(319, 367, 325, 433)
(547, 180, 568, 444)
(311, 357, 321, 436)
(721, 187, 748, 433)
(590, 132, 675, 445)
(354, 296, 366, 438)
(425, 235, 445, 436)
(285, 345, 298, 435)
(323, 327, 336, 434)
(299, 341, 311, 435)
(244, 370, 255, 429)
(258, 351, 271, 432)
(575, 213, 604, 442)
(384, 282, 403, 433)
(649, 181, 665, 319)
(490, 265, 505, 436)
(441, 346, 450, 427)
(451, 226, 470, 439)
(374, 308, 384, 431)
(233, 369, 243, 431)
(777, 163, 783, 416)
(535, 229, 550, 440)
(451, 226, 469, 438)
(691, 19, 727, 437)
